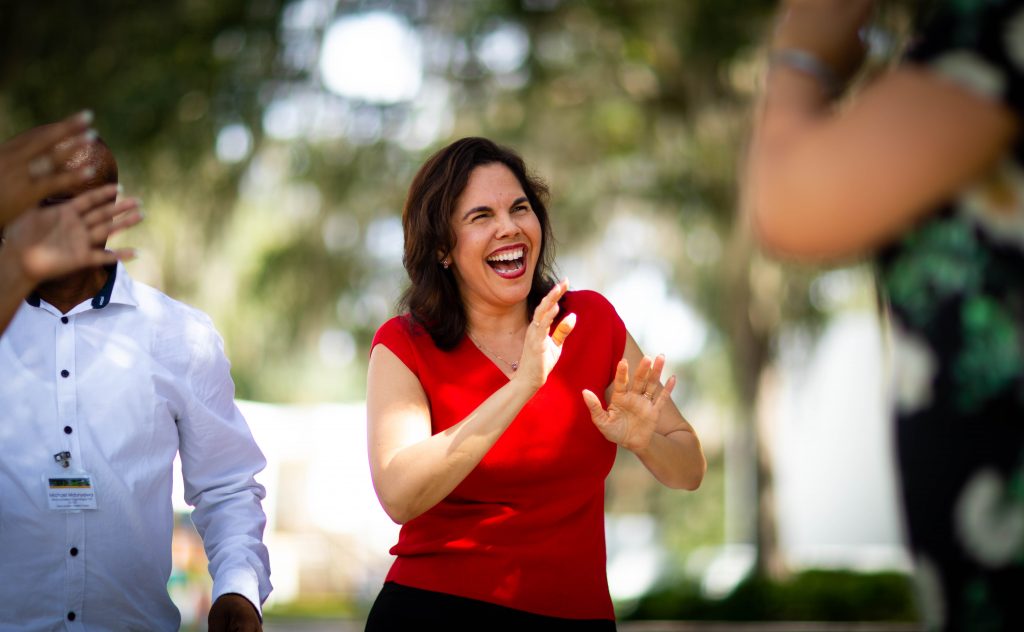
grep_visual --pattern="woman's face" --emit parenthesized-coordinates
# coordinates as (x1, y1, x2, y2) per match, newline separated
(448, 162, 543, 314)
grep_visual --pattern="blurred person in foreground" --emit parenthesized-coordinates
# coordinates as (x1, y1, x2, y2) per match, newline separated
(0, 111, 138, 335)
(0, 134, 272, 630)
(746, 0, 1024, 628)
(365, 137, 706, 630)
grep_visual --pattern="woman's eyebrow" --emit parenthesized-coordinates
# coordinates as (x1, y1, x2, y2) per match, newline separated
(461, 197, 528, 220)
(462, 205, 492, 220)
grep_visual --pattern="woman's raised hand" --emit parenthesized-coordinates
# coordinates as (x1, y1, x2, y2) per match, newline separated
(513, 278, 576, 391)
(583, 354, 676, 453)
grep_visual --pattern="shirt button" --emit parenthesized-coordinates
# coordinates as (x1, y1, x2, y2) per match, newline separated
(67, 612, 76, 621)
(60, 370, 70, 378)
(70, 547, 79, 556)
(61, 316, 69, 324)
(64, 426, 73, 434)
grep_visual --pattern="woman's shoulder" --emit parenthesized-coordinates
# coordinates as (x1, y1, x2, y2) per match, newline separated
(562, 289, 625, 337)
(372, 314, 430, 348)
(563, 288, 616, 314)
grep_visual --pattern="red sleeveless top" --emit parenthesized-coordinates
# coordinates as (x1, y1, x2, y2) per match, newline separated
(370, 290, 626, 619)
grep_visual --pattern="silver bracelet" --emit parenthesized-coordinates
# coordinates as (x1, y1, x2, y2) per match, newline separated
(769, 48, 843, 98)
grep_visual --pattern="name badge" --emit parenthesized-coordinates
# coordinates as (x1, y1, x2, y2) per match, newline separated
(46, 473, 98, 511)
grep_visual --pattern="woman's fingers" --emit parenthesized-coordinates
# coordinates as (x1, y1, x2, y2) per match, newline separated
(581, 389, 605, 421)
(630, 355, 653, 395)
(655, 375, 677, 407)
(613, 359, 629, 394)
(550, 312, 576, 346)
(534, 279, 568, 323)
(642, 354, 667, 398)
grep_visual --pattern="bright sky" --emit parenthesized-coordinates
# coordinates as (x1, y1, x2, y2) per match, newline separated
(319, 11, 422, 103)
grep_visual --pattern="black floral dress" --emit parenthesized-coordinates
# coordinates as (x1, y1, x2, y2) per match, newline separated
(876, 1, 1024, 629)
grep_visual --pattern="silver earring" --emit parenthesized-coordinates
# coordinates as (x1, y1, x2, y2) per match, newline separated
(441, 259, 450, 269)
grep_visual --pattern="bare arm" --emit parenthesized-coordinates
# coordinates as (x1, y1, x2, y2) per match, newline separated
(367, 280, 576, 524)
(746, 0, 1019, 261)
(584, 333, 706, 490)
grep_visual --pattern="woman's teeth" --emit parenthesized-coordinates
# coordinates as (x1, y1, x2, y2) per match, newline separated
(487, 248, 525, 274)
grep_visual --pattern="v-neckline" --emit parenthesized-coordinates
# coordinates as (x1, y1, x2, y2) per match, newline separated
(463, 334, 517, 382)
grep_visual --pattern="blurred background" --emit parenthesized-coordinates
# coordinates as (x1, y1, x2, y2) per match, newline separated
(2, 0, 924, 627)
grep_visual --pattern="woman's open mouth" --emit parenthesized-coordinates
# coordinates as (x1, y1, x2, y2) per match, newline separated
(486, 245, 527, 279)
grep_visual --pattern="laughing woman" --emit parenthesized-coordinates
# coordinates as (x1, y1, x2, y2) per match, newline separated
(365, 137, 706, 630)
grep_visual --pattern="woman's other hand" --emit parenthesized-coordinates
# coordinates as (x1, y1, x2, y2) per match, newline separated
(583, 353, 676, 453)
(513, 278, 576, 391)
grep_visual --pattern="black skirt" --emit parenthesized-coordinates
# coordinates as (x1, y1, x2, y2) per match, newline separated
(365, 582, 618, 631)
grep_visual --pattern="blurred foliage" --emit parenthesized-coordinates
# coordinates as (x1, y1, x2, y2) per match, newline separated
(0, 0, 788, 402)
(630, 569, 919, 622)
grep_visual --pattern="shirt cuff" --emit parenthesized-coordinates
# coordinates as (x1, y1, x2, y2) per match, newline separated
(212, 566, 264, 619)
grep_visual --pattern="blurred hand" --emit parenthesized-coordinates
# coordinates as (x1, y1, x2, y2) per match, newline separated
(583, 354, 677, 453)
(208, 593, 262, 632)
(0, 112, 97, 226)
(3, 183, 140, 284)
(773, 0, 875, 84)
(512, 278, 576, 391)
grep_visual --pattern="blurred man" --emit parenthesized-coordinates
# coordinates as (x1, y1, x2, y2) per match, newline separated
(0, 138, 272, 630)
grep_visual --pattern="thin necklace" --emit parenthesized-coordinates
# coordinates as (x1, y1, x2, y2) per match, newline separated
(467, 332, 520, 372)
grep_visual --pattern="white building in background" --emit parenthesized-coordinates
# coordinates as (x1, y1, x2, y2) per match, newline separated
(772, 311, 907, 572)
(174, 402, 398, 611)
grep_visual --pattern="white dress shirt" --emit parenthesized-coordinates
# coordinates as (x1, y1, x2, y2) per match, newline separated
(0, 263, 271, 631)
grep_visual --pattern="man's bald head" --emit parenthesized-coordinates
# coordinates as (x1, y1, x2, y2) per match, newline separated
(62, 136, 117, 188)
(39, 132, 118, 207)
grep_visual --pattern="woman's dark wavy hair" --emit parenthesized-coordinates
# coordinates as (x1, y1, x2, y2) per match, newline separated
(398, 137, 557, 350)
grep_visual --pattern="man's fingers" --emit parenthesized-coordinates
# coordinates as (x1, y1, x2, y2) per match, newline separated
(18, 111, 93, 158)
(84, 197, 140, 228)
(27, 164, 98, 203)
(108, 207, 143, 236)
(64, 184, 119, 216)
(50, 130, 97, 166)
(108, 248, 138, 262)
(550, 312, 576, 346)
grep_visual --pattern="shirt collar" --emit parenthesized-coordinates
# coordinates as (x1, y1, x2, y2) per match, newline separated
(24, 262, 139, 313)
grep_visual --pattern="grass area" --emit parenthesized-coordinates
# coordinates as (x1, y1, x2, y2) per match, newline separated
(264, 598, 359, 620)
(628, 569, 919, 622)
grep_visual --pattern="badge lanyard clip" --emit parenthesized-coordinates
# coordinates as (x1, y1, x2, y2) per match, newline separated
(53, 451, 71, 468)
